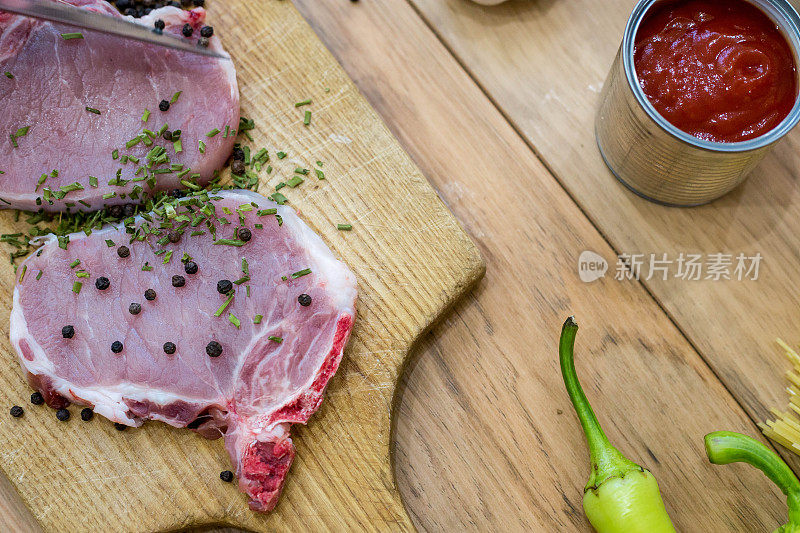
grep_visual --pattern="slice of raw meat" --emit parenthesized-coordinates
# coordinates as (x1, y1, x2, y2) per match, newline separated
(10, 189, 357, 512)
(0, 1, 239, 212)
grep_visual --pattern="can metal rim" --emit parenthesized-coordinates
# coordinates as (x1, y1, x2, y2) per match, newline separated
(622, 0, 800, 153)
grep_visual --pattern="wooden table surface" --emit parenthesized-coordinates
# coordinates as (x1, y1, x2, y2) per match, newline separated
(4, 0, 800, 531)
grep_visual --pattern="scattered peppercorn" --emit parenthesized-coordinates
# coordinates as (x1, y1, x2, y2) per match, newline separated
(117, 245, 130, 258)
(111, 341, 124, 354)
(182, 23, 193, 37)
(114, 422, 127, 431)
(154, 19, 165, 31)
(231, 159, 246, 175)
(198, 36, 209, 48)
(145, 289, 157, 301)
(109, 205, 123, 218)
(159, 99, 170, 112)
(184, 261, 198, 275)
(172, 275, 186, 288)
(123, 204, 135, 217)
(170, 188, 185, 199)
(95, 276, 110, 291)
(162, 130, 173, 141)
(298, 293, 312, 307)
(56, 408, 70, 421)
(62, 325, 75, 339)
(80, 408, 94, 421)
(200, 25, 213, 38)
(232, 147, 245, 160)
(237, 227, 252, 242)
(10, 405, 23, 418)
(168, 230, 182, 243)
(206, 341, 223, 358)
(217, 279, 233, 294)
(220, 470, 234, 482)
(163, 342, 176, 354)
(30, 392, 44, 405)
(129, 302, 142, 315)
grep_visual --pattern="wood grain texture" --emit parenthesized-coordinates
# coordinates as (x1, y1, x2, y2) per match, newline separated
(406, 0, 800, 457)
(294, 0, 796, 531)
(0, 1, 483, 531)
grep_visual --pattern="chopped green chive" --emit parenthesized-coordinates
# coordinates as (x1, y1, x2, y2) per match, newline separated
(142, 262, 153, 271)
(206, 128, 220, 138)
(214, 292, 235, 317)
(89, 176, 98, 188)
(295, 99, 312, 107)
(36, 270, 43, 281)
(85, 107, 101, 115)
(112, 149, 119, 160)
(213, 239, 246, 247)
(61, 32, 84, 40)
(286, 176, 304, 188)
(291, 268, 312, 279)
(163, 250, 173, 264)
(277, 151, 287, 159)
(228, 313, 241, 328)
(268, 336, 283, 343)
(315, 169, 325, 180)
(102, 192, 117, 200)
(3, 72, 13, 79)
(257, 208, 277, 216)
(142, 109, 151, 122)
(337, 224, 352, 231)
(173, 139, 182, 153)
(253, 314, 263, 324)
(72, 281, 83, 294)
(18, 265, 26, 282)
(198, 140, 206, 153)
(170, 91, 182, 104)
(303, 110, 311, 125)
(105, 239, 115, 247)
(69, 259, 80, 269)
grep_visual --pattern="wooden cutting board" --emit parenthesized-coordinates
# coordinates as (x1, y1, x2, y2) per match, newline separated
(0, 2, 484, 531)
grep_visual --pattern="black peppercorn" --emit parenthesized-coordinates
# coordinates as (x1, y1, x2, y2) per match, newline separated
(298, 293, 312, 307)
(145, 289, 157, 301)
(95, 276, 110, 291)
(170, 188, 185, 199)
(200, 25, 213, 38)
(123, 204, 135, 217)
(182, 23, 193, 37)
(162, 129, 173, 141)
(117, 245, 130, 258)
(114, 422, 127, 431)
(159, 99, 170, 112)
(129, 302, 142, 315)
(220, 470, 234, 482)
(206, 341, 223, 358)
(231, 159, 246, 175)
(30, 392, 44, 405)
(109, 204, 123, 218)
(237, 227, 252, 242)
(10, 405, 23, 418)
(163, 342, 176, 355)
(184, 261, 198, 275)
(62, 325, 75, 339)
(80, 408, 94, 421)
(154, 19, 165, 30)
(56, 408, 70, 421)
(198, 36, 210, 48)
(172, 275, 186, 288)
(232, 147, 245, 160)
(168, 230, 182, 243)
(217, 279, 233, 294)
(111, 341, 124, 354)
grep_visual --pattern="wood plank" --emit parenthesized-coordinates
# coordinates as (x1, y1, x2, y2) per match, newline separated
(407, 0, 800, 463)
(0, 1, 483, 531)
(294, 0, 794, 530)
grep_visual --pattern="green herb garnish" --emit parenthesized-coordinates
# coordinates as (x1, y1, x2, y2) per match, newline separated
(61, 32, 84, 40)
(72, 281, 82, 294)
(291, 268, 311, 279)
(268, 336, 283, 343)
(337, 224, 352, 231)
(85, 107, 101, 115)
(228, 313, 241, 328)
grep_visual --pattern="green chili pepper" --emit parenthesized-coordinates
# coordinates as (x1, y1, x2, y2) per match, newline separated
(705, 431, 800, 533)
(559, 317, 676, 533)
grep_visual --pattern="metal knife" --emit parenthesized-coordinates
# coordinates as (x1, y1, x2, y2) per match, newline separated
(0, 0, 228, 59)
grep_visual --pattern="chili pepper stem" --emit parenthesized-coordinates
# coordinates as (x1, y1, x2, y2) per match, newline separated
(560, 317, 640, 489)
(705, 431, 800, 532)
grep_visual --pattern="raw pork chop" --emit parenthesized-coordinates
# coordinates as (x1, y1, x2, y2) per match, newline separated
(10, 189, 357, 511)
(0, 1, 239, 211)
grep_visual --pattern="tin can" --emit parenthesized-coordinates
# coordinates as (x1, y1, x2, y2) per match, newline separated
(595, 0, 800, 206)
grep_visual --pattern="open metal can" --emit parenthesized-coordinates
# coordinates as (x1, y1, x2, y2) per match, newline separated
(595, 0, 800, 206)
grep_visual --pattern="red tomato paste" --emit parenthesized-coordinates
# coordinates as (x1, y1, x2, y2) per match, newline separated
(634, 0, 797, 142)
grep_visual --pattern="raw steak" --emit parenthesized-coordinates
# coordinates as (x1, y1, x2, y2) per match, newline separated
(10, 189, 357, 512)
(0, 0, 239, 211)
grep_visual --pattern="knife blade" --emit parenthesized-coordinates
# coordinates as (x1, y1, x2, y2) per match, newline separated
(0, 0, 228, 59)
